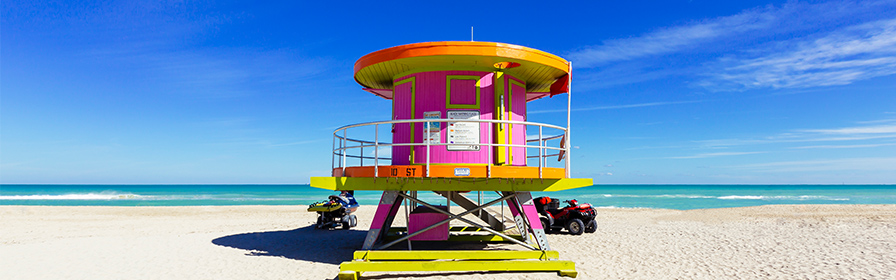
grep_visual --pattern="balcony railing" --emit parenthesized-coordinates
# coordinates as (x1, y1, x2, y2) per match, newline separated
(332, 118, 570, 179)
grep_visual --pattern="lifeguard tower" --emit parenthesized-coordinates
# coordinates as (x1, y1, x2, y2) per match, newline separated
(310, 41, 593, 279)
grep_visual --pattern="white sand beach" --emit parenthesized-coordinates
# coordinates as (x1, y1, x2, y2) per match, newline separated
(2, 205, 894, 279)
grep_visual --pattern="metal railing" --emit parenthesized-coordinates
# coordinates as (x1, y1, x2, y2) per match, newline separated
(332, 118, 569, 179)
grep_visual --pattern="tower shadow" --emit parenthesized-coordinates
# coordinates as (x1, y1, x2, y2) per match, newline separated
(212, 225, 366, 265)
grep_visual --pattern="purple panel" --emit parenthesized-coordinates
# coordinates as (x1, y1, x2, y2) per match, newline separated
(409, 211, 449, 240)
(449, 79, 477, 105)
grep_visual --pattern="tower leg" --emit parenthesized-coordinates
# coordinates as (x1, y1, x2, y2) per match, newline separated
(503, 191, 551, 251)
(361, 190, 404, 250)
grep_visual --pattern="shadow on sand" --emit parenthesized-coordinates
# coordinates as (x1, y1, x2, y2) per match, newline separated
(212, 225, 366, 265)
(212, 225, 495, 265)
(213, 226, 504, 279)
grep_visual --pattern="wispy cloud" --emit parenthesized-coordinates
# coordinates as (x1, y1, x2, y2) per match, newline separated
(669, 151, 765, 159)
(568, 6, 776, 67)
(44, 1, 339, 99)
(567, 1, 896, 90)
(367, 147, 392, 158)
(529, 100, 704, 114)
(793, 143, 896, 149)
(84, 47, 335, 98)
(696, 119, 896, 149)
(208, 138, 324, 148)
(734, 157, 896, 172)
(705, 18, 896, 90)
(858, 118, 896, 124)
(798, 123, 896, 134)
(268, 140, 323, 147)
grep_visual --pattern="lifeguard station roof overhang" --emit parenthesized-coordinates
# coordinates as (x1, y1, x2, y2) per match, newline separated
(353, 41, 571, 100)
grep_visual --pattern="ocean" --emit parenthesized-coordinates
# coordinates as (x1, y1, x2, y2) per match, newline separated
(2, 184, 894, 210)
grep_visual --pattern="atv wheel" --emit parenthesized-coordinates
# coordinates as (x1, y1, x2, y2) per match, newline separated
(540, 217, 552, 234)
(585, 219, 597, 233)
(341, 216, 351, 229)
(349, 215, 358, 227)
(567, 218, 585, 235)
(315, 215, 324, 229)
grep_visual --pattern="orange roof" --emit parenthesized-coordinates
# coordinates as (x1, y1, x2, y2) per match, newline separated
(354, 41, 570, 93)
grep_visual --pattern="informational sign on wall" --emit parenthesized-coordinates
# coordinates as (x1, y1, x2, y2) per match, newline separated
(447, 110, 481, 151)
(423, 111, 441, 144)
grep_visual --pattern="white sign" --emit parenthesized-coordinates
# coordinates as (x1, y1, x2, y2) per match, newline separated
(423, 111, 441, 144)
(447, 110, 480, 151)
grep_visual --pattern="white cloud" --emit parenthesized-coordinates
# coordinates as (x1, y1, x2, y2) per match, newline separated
(706, 18, 896, 90)
(793, 143, 896, 149)
(268, 139, 323, 147)
(568, 6, 776, 67)
(799, 124, 896, 134)
(669, 151, 765, 159)
(734, 157, 896, 172)
(858, 118, 896, 124)
(529, 100, 704, 114)
(695, 119, 896, 149)
(567, 1, 896, 90)
(367, 147, 392, 158)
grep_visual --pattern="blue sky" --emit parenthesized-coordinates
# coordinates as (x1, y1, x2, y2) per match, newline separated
(2, 0, 895, 184)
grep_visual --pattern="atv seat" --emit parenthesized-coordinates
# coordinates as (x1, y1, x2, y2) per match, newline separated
(534, 197, 561, 216)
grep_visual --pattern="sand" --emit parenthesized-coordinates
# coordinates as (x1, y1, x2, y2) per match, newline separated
(2, 204, 894, 279)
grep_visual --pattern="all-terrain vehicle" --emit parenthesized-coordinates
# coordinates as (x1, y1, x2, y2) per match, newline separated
(534, 196, 597, 235)
(308, 191, 359, 229)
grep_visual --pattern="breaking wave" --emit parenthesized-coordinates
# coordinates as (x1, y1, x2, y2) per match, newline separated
(717, 195, 850, 201)
(0, 193, 143, 200)
(594, 194, 849, 201)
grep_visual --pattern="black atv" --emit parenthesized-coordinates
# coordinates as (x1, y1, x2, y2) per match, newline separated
(307, 193, 359, 230)
(534, 196, 597, 235)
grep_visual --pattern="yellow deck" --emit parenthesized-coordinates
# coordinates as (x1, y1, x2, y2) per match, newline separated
(310, 176, 593, 192)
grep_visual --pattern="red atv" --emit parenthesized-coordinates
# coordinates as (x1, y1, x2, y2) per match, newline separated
(534, 196, 597, 235)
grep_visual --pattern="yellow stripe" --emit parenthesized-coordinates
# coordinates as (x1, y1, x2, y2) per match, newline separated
(309, 177, 593, 192)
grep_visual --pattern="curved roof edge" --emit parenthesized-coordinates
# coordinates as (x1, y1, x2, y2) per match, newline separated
(353, 41, 570, 91)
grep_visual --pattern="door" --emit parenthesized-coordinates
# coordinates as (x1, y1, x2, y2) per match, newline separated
(393, 77, 415, 165)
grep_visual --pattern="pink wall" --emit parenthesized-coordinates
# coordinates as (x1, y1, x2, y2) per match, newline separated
(390, 70, 528, 166)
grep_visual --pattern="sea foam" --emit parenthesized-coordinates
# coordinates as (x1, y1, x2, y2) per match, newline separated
(0, 193, 142, 200)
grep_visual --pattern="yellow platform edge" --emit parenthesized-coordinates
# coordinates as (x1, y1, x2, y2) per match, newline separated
(309, 177, 593, 192)
(339, 260, 576, 279)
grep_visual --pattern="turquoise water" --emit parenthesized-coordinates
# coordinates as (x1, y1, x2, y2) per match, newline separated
(1, 184, 894, 210)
